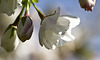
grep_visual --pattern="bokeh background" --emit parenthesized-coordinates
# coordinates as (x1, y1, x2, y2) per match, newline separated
(0, 0, 100, 60)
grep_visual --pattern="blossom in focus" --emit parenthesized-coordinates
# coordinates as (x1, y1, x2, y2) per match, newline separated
(17, 16, 33, 42)
(0, 0, 17, 16)
(39, 7, 80, 49)
(79, 0, 96, 11)
(1, 25, 20, 52)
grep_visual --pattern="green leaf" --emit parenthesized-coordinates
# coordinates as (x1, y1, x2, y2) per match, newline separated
(32, 0, 38, 3)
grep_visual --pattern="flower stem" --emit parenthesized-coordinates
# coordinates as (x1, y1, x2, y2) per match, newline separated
(31, 0, 45, 20)
(25, 0, 30, 16)
(12, 7, 25, 26)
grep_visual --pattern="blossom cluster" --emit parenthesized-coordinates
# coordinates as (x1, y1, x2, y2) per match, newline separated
(0, 0, 96, 52)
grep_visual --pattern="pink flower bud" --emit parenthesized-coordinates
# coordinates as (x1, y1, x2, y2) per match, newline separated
(79, 0, 96, 11)
(17, 16, 33, 42)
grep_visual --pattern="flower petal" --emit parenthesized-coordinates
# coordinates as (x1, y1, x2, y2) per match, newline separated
(39, 8, 80, 49)
(60, 15, 80, 29)
(53, 16, 70, 35)
(39, 7, 60, 46)
(0, 0, 17, 15)
(41, 7, 60, 26)
(59, 15, 80, 41)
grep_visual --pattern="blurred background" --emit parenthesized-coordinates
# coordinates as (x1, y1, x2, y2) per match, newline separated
(0, 0, 100, 60)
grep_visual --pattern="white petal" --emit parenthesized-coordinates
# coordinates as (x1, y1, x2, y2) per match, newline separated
(44, 30, 54, 46)
(60, 30, 75, 41)
(59, 15, 80, 41)
(39, 23, 46, 46)
(43, 37, 52, 49)
(43, 30, 67, 49)
(88, 0, 96, 5)
(39, 7, 60, 47)
(39, 8, 80, 49)
(0, 0, 17, 15)
(17, 0, 22, 6)
(57, 38, 66, 46)
(41, 7, 60, 27)
(53, 16, 70, 34)
(61, 15, 80, 29)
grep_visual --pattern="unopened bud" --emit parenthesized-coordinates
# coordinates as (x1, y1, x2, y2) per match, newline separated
(17, 16, 33, 42)
(79, 0, 96, 11)
(1, 24, 19, 52)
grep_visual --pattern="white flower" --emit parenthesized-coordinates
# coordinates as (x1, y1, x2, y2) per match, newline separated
(39, 7, 80, 49)
(0, 0, 17, 15)
(1, 25, 20, 52)
(79, 0, 96, 11)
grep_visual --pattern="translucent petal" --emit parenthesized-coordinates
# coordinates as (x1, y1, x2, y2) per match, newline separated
(41, 7, 60, 30)
(39, 7, 60, 47)
(39, 8, 80, 49)
(0, 0, 17, 15)
(61, 15, 80, 29)
(52, 16, 70, 34)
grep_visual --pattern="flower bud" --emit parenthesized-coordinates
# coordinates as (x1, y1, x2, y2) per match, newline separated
(17, 16, 33, 42)
(1, 24, 19, 52)
(79, 0, 96, 11)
